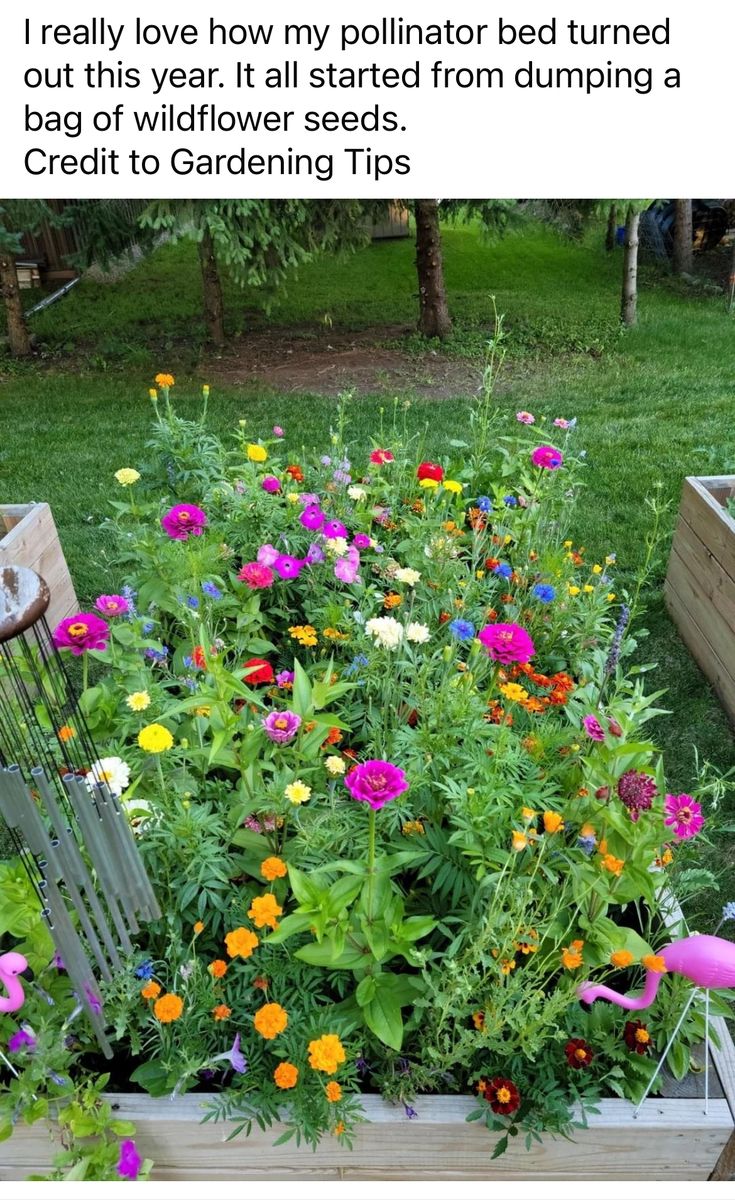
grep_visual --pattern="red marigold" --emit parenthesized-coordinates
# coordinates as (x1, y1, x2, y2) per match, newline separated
(624, 1019, 652, 1054)
(416, 461, 443, 482)
(286, 464, 304, 482)
(482, 1076, 521, 1115)
(564, 1038, 594, 1069)
(242, 657, 274, 686)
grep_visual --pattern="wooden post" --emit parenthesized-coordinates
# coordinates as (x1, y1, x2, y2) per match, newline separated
(673, 200, 693, 275)
(0, 253, 32, 357)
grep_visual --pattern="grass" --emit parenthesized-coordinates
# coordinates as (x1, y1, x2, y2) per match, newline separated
(1, 220, 734, 918)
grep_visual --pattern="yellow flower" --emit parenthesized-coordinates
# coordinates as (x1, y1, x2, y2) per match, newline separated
(500, 958, 516, 975)
(289, 624, 318, 647)
(248, 893, 283, 930)
(402, 819, 426, 836)
(260, 856, 288, 883)
(308, 1033, 346, 1074)
(274, 1062, 299, 1089)
(563, 540, 573, 549)
(543, 811, 564, 834)
(149, 389, 158, 400)
(580, 822, 596, 839)
(511, 830, 529, 852)
(137, 723, 174, 754)
(203, 384, 210, 397)
(325, 755, 346, 776)
(610, 949, 634, 969)
(193, 920, 204, 935)
(126, 691, 151, 713)
(568, 585, 581, 596)
(522, 807, 538, 824)
(114, 468, 141, 486)
(286, 492, 300, 504)
(325, 1081, 342, 1102)
(194, 705, 211, 718)
(224, 927, 259, 959)
(153, 993, 183, 1022)
(443, 480, 464, 494)
(607, 593, 616, 602)
(285, 780, 311, 805)
(155, 373, 175, 388)
(323, 628, 348, 640)
(476, 570, 485, 580)
(254, 1002, 288, 1040)
(583, 584, 594, 594)
(641, 954, 667, 974)
(500, 682, 528, 703)
(419, 478, 439, 489)
(247, 443, 268, 463)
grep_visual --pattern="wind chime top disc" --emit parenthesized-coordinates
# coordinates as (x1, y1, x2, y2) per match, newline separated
(0, 565, 50, 645)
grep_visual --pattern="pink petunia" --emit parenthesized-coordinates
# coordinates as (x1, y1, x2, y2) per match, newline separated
(273, 554, 304, 580)
(261, 476, 281, 494)
(257, 543, 280, 568)
(161, 504, 207, 541)
(664, 793, 704, 840)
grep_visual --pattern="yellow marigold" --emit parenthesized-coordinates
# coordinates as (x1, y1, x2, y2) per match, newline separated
(247, 443, 268, 463)
(561, 940, 584, 970)
(153, 992, 183, 1023)
(323, 627, 348, 640)
(194, 705, 211, 718)
(500, 682, 529, 703)
(274, 1061, 299, 1089)
(522, 807, 538, 824)
(511, 830, 529, 852)
(443, 480, 464, 494)
(261, 856, 287, 882)
(600, 853, 624, 877)
(212, 1003, 231, 1021)
(248, 893, 283, 930)
(224, 927, 259, 959)
(126, 691, 151, 712)
(114, 468, 141, 486)
(137, 723, 174, 754)
(209, 959, 228, 979)
(308, 1033, 346, 1074)
(383, 592, 402, 610)
(610, 949, 634, 969)
(289, 624, 318, 647)
(500, 958, 516, 975)
(568, 585, 581, 596)
(402, 819, 426, 837)
(193, 920, 204, 935)
(325, 1081, 342, 1102)
(57, 725, 76, 742)
(419, 478, 439, 489)
(285, 780, 311, 805)
(155, 373, 175, 388)
(254, 1002, 288, 1040)
(641, 954, 668, 974)
(141, 981, 161, 1000)
(543, 811, 564, 834)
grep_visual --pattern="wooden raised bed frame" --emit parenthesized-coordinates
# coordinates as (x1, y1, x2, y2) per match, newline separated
(0, 504, 78, 634)
(665, 475, 735, 725)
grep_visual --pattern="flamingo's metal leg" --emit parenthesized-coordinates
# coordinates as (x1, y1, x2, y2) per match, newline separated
(632, 987, 697, 1119)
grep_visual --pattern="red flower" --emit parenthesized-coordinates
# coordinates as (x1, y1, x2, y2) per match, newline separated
(481, 1076, 520, 1115)
(242, 657, 274, 686)
(564, 1038, 594, 1069)
(286, 464, 304, 482)
(370, 449, 394, 465)
(624, 1020, 652, 1054)
(192, 645, 207, 669)
(417, 461, 444, 483)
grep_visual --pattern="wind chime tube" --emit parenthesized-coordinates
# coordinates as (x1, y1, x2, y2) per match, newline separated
(64, 775, 135, 952)
(33, 770, 122, 971)
(38, 894, 113, 1060)
(96, 779, 160, 922)
(90, 784, 141, 934)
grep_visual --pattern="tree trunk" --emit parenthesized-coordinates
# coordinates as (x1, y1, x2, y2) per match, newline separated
(672, 199, 693, 275)
(605, 204, 617, 252)
(198, 228, 225, 346)
(414, 200, 452, 339)
(729, 237, 735, 313)
(620, 207, 640, 327)
(0, 253, 32, 357)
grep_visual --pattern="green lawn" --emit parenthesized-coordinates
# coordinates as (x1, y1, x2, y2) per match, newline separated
(1, 221, 734, 918)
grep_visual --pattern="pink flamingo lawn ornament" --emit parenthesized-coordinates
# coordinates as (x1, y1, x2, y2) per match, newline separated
(0, 951, 28, 1014)
(578, 935, 735, 1117)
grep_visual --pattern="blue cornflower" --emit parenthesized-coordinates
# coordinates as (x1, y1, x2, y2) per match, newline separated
(202, 581, 222, 600)
(344, 653, 369, 677)
(122, 585, 138, 618)
(182, 655, 195, 670)
(186, 595, 200, 610)
(577, 835, 597, 856)
(503, 495, 518, 507)
(134, 960, 154, 980)
(532, 584, 556, 603)
(477, 496, 492, 512)
(182, 676, 197, 692)
(141, 621, 154, 635)
(493, 563, 513, 579)
(722, 901, 735, 923)
(144, 646, 168, 664)
(449, 618, 475, 641)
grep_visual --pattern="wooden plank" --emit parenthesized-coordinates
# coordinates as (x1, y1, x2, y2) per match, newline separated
(663, 571, 735, 725)
(670, 515, 735, 636)
(678, 476, 735, 581)
(665, 541, 735, 695)
(1, 1096, 731, 1181)
(0, 503, 78, 632)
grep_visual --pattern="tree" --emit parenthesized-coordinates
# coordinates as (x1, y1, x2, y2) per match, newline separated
(0, 201, 56, 357)
(414, 200, 452, 339)
(605, 204, 618, 252)
(672, 199, 693, 275)
(620, 205, 641, 327)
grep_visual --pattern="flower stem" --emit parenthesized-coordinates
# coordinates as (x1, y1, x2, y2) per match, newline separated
(366, 807, 376, 924)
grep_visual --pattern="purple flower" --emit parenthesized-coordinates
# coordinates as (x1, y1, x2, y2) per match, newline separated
(582, 714, 606, 742)
(257, 543, 280, 568)
(117, 1139, 143, 1181)
(617, 770, 657, 823)
(273, 426, 284, 438)
(320, 455, 332, 466)
(300, 506, 325, 531)
(333, 470, 352, 485)
(94, 594, 130, 617)
(276, 670, 295, 688)
(274, 554, 304, 580)
(323, 520, 348, 540)
(84, 984, 103, 1015)
(8, 1026, 36, 1053)
(299, 493, 320, 507)
(305, 542, 325, 564)
(404, 1103, 418, 1119)
(263, 710, 302, 744)
(344, 759, 409, 810)
(161, 504, 207, 541)
(261, 476, 281, 494)
(53, 613, 110, 656)
(664, 793, 704, 840)
(210, 1032, 248, 1076)
(53, 951, 66, 970)
(353, 533, 372, 550)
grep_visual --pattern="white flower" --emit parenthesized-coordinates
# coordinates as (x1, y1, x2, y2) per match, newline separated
(348, 485, 367, 502)
(326, 537, 349, 557)
(365, 616, 404, 650)
(406, 622, 430, 645)
(121, 797, 152, 835)
(325, 755, 346, 776)
(395, 567, 421, 586)
(86, 757, 130, 799)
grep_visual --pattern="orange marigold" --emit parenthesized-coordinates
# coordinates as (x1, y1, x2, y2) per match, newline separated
(610, 949, 634, 969)
(57, 725, 76, 742)
(225, 927, 259, 959)
(209, 959, 228, 978)
(543, 811, 564, 834)
(561, 941, 584, 970)
(333, 1121, 346, 1137)
(641, 954, 668, 974)
(248, 893, 283, 930)
(141, 981, 161, 1000)
(193, 920, 205, 935)
(472, 1010, 485, 1031)
(600, 853, 624, 877)
(308, 1033, 346, 1074)
(153, 993, 184, 1023)
(260, 856, 287, 882)
(212, 1004, 231, 1021)
(254, 1002, 288, 1039)
(325, 1081, 342, 1102)
(383, 592, 402, 610)
(274, 1061, 299, 1089)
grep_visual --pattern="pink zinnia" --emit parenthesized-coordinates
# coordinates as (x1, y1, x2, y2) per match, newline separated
(238, 562, 274, 590)
(94, 594, 130, 617)
(262, 710, 302, 744)
(161, 504, 207, 540)
(516, 411, 535, 425)
(664, 793, 704, 840)
(344, 759, 409, 810)
(53, 612, 110, 656)
(582, 714, 606, 742)
(478, 622, 535, 665)
(273, 426, 284, 437)
(617, 770, 657, 822)
(530, 445, 563, 471)
(261, 476, 281, 494)
(554, 418, 570, 429)
(370, 449, 394, 465)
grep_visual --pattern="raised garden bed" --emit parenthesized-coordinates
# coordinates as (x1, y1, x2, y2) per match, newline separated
(0, 504, 77, 634)
(665, 475, 735, 724)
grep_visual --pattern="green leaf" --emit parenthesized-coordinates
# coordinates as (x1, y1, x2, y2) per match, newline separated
(292, 659, 313, 716)
(363, 976, 404, 1050)
(130, 1060, 170, 1097)
(295, 940, 367, 969)
(355, 976, 377, 1006)
(264, 912, 314, 944)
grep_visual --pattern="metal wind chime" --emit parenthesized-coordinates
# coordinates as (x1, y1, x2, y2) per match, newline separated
(0, 565, 160, 1058)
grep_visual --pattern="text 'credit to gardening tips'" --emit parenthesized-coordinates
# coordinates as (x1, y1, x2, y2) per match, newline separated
(1, 0, 733, 196)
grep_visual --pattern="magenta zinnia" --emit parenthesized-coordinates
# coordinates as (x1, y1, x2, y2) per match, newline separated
(531, 445, 563, 470)
(94, 594, 130, 617)
(617, 770, 657, 822)
(53, 612, 110, 656)
(344, 759, 409, 810)
(161, 504, 207, 541)
(582, 714, 606, 742)
(263, 710, 302, 744)
(478, 622, 535, 665)
(664, 793, 704, 840)
(238, 562, 274, 590)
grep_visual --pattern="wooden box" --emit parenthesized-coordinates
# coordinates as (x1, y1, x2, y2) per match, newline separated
(0, 504, 78, 635)
(664, 476, 735, 724)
